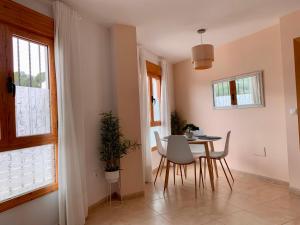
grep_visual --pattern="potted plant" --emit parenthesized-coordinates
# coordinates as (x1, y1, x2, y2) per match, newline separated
(171, 111, 187, 135)
(100, 111, 139, 183)
(183, 123, 199, 138)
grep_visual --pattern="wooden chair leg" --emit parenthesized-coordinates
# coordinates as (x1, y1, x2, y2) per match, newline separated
(213, 159, 219, 178)
(179, 165, 184, 185)
(199, 159, 201, 188)
(210, 142, 219, 178)
(154, 155, 163, 185)
(164, 160, 170, 193)
(199, 158, 204, 189)
(224, 158, 234, 182)
(173, 163, 176, 185)
(219, 159, 232, 190)
(194, 162, 197, 198)
(159, 156, 166, 176)
(203, 159, 207, 180)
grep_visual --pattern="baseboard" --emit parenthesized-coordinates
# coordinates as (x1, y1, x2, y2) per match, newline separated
(118, 190, 144, 200)
(87, 190, 144, 212)
(289, 187, 300, 196)
(231, 168, 289, 186)
(88, 192, 119, 212)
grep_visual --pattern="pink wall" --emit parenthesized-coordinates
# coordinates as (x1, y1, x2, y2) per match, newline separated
(111, 24, 144, 197)
(280, 10, 300, 190)
(174, 25, 289, 181)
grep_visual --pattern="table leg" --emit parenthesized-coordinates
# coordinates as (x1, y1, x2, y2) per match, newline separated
(164, 160, 170, 193)
(209, 141, 219, 178)
(203, 159, 206, 179)
(159, 157, 165, 176)
(205, 142, 215, 191)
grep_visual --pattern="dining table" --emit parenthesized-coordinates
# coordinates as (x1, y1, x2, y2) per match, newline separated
(162, 135, 222, 191)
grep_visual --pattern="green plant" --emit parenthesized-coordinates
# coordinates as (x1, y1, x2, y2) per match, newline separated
(100, 111, 139, 172)
(183, 124, 199, 133)
(171, 111, 187, 135)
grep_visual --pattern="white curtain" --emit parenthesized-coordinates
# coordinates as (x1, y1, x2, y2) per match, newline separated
(249, 75, 261, 104)
(138, 48, 152, 183)
(53, 2, 88, 225)
(160, 59, 171, 138)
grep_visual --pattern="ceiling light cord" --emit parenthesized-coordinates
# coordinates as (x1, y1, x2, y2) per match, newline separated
(197, 28, 206, 44)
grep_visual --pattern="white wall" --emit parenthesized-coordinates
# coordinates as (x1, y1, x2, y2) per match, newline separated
(0, 1, 113, 225)
(0, 192, 58, 225)
(78, 19, 113, 206)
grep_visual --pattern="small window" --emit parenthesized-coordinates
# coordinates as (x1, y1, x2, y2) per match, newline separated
(146, 61, 162, 127)
(212, 71, 264, 109)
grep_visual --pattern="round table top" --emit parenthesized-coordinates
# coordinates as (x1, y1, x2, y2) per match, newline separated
(162, 135, 221, 144)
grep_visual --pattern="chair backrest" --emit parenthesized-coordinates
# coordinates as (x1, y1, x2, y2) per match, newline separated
(154, 131, 165, 156)
(166, 135, 194, 164)
(223, 131, 231, 157)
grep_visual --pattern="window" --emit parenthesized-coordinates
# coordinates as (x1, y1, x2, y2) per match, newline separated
(0, 0, 57, 212)
(212, 71, 264, 109)
(13, 37, 51, 137)
(146, 61, 162, 127)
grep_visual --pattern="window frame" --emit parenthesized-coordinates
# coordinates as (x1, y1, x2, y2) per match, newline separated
(212, 71, 264, 109)
(146, 61, 162, 127)
(0, 0, 57, 212)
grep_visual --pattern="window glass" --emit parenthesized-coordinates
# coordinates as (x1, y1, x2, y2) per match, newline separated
(236, 76, 261, 106)
(212, 71, 264, 109)
(213, 81, 231, 108)
(13, 37, 51, 137)
(150, 126, 161, 148)
(152, 78, 161, 121)
(0, 144, 55, 203)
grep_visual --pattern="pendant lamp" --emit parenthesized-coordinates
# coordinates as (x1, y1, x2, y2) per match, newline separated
(191, 29, 214, 70)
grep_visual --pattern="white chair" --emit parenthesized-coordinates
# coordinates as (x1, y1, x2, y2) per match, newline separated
(182, 144, 205, 178)
(199, 131, 234, 190)
(154, 131, 166, 185)
(164, 135, 197, 198)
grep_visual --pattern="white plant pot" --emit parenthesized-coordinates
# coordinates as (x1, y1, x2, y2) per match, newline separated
(105, 170, 120, 183)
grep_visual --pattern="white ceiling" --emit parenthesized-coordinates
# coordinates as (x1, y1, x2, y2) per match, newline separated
(60, 0, 300, 63)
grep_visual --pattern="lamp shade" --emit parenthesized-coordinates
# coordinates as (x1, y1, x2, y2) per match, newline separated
(191, 44, 214, 70)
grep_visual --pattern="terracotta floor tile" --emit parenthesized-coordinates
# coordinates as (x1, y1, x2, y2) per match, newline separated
(216, 211, 273, 225)
(283, 217, 300, 225)
(85, 166, 298, 225)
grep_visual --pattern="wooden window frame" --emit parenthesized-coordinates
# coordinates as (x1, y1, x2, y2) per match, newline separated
(229, 80, 237, 105)
(146, 61, 162, 127)
(0, 0, 57, 212)
(212, 71, 264, 109)
(294, 38, 300, 147)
